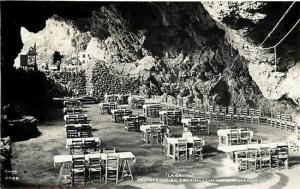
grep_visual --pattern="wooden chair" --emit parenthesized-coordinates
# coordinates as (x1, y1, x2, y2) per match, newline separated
(233, 107, 241, 122)
(71, 155, 86, 186)
(275, 112, 281, 120)
(277, 145, 289, 169)
(74, 107, 83, 114)
(206, 105, 213, 119)
(103, 148, 116, 154)
(266, 115, 273, 127)
(246, 109, 255, 123)
(175, 139, 188, 161)
(149, 127, 162, 144)
(192, 139, 204, 160)
(258, 147, 271, 171)
(240, 129, 250, 144)
(81, 125, 92, 138)
(126, 119, 138, 132)
(102, 104, 109, 114)
(218, 107, 226, 121)
(83, 139, 98, 154)
(270, 146, 279, 168)
(67, 115, 77, 124)
(70, 139, 83, 155)
(280, 113, 286, 121)
(246, 148, 258, 172)
(225, 106, 234, 122)
(239, 108, 248, 122)
(273, 113, 280, 129)
(193, 110, 200, 118)
(64, 107, 73, 115)
(198, 120, 208, 134)
(198, 105, 205, 112)
(174, 111, 182, 125)
(287, 122, 295, 132)
(235, 151, 247, 172)
(259, 111, 268, 125)
(189, 119, 199, 134)
(88, 156, 102, 184)
(125, 110, 133, 116)
(253, 109, 261, 124)
(166, 112, 175, 126)
(105, 154, 119, 184)
(77, 115, 87, 124)
(280, 113, 288, 130)
(290, 122, 296, 133)
(198, 111, 206, 120)
(66, 126, 79, 138)
(189, 109, 195, 116)
(211, 106, 219, 120)
(285, 114, 292, 122)
(275, 119, 281, 129)
(138, 115, 147, 125)
(207, 105, 214, 113)
(229, 130, 239, 145)
(112, 111, 119, 123)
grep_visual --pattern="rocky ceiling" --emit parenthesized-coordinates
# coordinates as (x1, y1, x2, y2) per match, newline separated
(1, 2, 300, 118)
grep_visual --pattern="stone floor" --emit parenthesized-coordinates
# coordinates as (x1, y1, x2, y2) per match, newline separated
(8, 104, 300, 189)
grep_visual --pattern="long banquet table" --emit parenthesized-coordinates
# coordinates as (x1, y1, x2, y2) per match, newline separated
(217, 142, 288, 153)
(53, 152, 136, 182)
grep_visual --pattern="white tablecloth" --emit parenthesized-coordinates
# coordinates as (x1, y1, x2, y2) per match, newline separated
(143, 104, 160, 108)
(64, 114, 87, 121)
(111, 109, 131, 114)
(65, 137, 101, 148)
(166, 136, 204, 145)
(99, 102, 117, 107)
(54, 152, 136, 167)
(140, 124, 165, 133)
(65, 123, 91, 128)
(217, 129, 254, 137)
(218, 142, 288, 153)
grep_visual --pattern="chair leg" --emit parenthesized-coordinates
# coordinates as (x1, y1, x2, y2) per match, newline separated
(186, 150, 188, 161)
(105, 168, 108, 184)
(116, 168, 119, 184)
(100, 170, 102, 184)
(89, 171, 91, 184)
(84, 171, 86, 186)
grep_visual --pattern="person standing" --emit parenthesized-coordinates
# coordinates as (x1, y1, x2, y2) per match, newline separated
(162, 127, 172, 154)
(182, 126, 193, 156)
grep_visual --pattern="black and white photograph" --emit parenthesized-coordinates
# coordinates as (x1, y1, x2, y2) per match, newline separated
(0, 0, 300, 188)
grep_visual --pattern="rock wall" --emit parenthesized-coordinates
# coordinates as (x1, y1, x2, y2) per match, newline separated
(13, 2, 299, 114)
(45, 71, 87, 95)
(87, 3, 263, 107)
(86, 61, 140, 100)
(202, 2, 300, 106)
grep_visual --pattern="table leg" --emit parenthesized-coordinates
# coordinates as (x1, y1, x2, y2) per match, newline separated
(121, 160, 133, 181)
(58, 162, 70, 184)
(145, 131, 148, 144)
(167, 143, 171, 158)
(173, 144, 176, 161)
(208, 123, 210, 134)
(58, 164, 64, 183)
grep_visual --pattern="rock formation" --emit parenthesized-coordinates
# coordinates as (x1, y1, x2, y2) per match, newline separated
(202, 2, 300, 106)
(13, 2, 299, 115)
